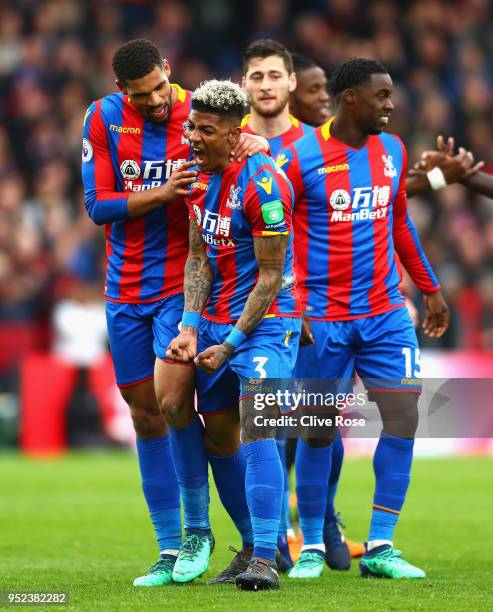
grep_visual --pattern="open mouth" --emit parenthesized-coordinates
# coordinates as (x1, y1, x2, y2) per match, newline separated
(148, 104, 168, 120)
(192, 147, 206, 165)
(380, 114, 391, 125)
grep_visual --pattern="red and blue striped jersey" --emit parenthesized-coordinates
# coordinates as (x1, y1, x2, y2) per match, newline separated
(81, 84, 192, 303)
(279, 117, 440, 321)
(186, 153, 300, 323)
(241, 114, 314, 157)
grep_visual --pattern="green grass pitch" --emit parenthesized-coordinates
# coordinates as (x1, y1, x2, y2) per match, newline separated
(1, 452, 492, 611)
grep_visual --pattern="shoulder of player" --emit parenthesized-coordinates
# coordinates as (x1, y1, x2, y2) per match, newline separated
(288, 114, 312, 131)
(171, 83, 190, 103)
(240, 113, 254, 133)
(290, 124, 317, 153)
(241, 156, 291, 199)
(374, 132, 408, 170)
(85, 92, 126, 128)
(376, 131, 406, 152)
(243, 152, 280, 178)
(170, 84, 192, 119)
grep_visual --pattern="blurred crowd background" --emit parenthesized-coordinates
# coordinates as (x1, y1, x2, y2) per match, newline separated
(1, 0, 493, 418)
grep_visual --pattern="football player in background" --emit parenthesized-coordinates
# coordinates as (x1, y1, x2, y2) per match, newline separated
(280, 58, 449, 579)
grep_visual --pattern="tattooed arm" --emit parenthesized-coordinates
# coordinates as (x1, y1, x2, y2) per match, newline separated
(233, 234, 288, 336)
(184, 220, 213, 313)
(195, 233, 289, 373)
(166, 220, 212, 363)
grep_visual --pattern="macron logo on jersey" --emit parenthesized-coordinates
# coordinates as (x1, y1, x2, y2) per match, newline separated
(317, 163, 349, 175)
(329, 186, 390, 222)
(110, 124, 142, 134)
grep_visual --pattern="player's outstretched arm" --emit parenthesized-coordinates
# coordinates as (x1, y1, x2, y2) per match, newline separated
(195, 233, 289, 374)
(433, 134, 492, 197)
(167, 221, 212, 363)
(406, 134, 484, 198)
(82, 103, 197, 225)
(460, 170, 493, 198)
(405, 149, 482, 198)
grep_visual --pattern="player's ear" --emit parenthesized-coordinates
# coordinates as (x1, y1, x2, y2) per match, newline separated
(116, 80, 127, 94)
(228, 126, 242, 147)
(241, 75, 247, 90)
(288, 72, 297, 94)
(342, 88, 356, 106)
(163, 59, 171, 78)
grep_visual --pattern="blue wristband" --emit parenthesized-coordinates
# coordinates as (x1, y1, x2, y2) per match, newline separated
(225, 327, 247, 349)
(181, 311, 201, 329)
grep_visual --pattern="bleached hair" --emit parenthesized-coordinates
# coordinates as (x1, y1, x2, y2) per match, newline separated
(191, 79, 247, 121)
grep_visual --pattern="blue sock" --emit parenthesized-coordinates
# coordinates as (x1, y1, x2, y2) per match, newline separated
(296, 439, 332, 546)
(275, 439, 293, 564)
(208, 448, 253, 548)
(244, 439, 283, 561)
(276, 439, 290, 538)
(325, 429, 344, 524)
(369, 432, 414, 542)
(136, 435, 181, 551)
(169, 418, 210, 530)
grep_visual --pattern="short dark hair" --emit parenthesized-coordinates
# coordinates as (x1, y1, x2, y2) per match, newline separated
(291, 52, 319, 75)
(112, 39, 163, 83)
(328, 58, 388, 97)
(191, 80, 248, 123)
(243, 39, 293, 75)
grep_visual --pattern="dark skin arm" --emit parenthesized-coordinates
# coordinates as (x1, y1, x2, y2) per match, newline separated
(461, 170, 493, 198)
(166, 220, 213, 363)
(407, 135, 484, 197)
(195, 233, 289, 373)
(299, 312, 315, 346)
(406, 138, 483, 197)
(127, 160, 198, 217)
(432, 135, 493, 197)
(422, 291, 449, 339)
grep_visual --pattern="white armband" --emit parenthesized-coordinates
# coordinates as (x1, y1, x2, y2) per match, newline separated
(426, 166, 447, 190)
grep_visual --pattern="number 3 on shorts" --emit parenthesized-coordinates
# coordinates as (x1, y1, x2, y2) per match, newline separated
(253, 356, 269, 379)
(401, 347, 421, 378)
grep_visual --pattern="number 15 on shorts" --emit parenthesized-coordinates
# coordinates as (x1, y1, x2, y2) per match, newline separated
(402, 347, 421, 378)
